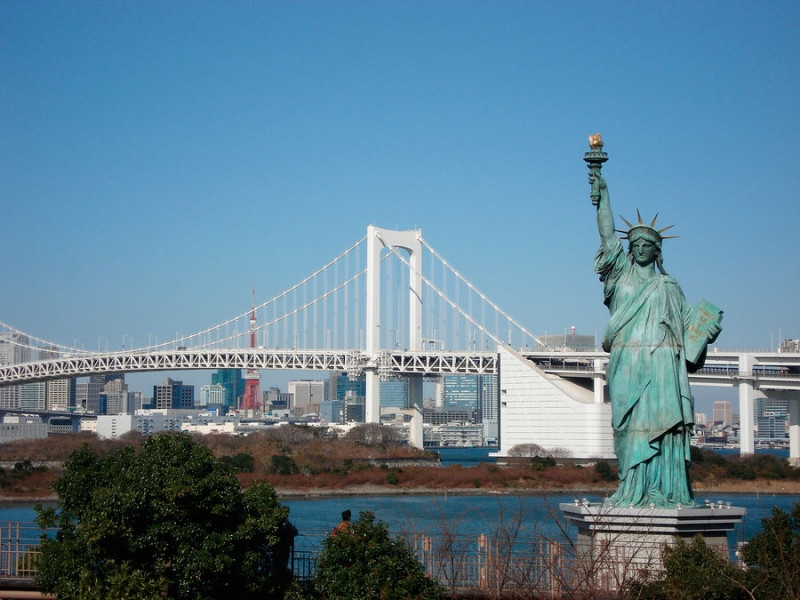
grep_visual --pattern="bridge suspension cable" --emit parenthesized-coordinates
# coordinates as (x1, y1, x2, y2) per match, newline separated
(0, 228, 549, 361)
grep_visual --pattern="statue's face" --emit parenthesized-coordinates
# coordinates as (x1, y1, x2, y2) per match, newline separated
(630, 238, 658, 267)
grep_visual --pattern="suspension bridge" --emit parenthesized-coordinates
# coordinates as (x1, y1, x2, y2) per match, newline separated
(0, 226, 798, 458)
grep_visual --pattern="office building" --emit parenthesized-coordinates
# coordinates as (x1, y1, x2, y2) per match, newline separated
(47, 378, 75, 412)
(443, 375, 478, 413)
(19, 382, 46, 411)
(199, 383, 226, 408)
(380, 379, 408, 408)
(76, 381, 103, 413)
(152, 378, 194, 410)
(288, 380, 325, 414)
(712, 400, 733, 425)
(211, 369, 245, 409)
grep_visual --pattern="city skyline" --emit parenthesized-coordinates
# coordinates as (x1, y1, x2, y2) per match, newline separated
(1, 3, 797, 408)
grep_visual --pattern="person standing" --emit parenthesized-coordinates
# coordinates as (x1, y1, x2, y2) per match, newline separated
(332, 509, 351, 535)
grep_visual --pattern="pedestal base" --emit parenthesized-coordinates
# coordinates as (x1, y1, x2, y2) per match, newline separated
(560, 501, 746, 590)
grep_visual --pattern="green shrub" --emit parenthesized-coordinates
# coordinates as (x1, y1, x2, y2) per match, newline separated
(313, 510, 442, 600)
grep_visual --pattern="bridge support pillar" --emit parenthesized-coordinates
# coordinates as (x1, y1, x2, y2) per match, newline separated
(789, 394, 800, 467)
(593, 358, 606, 404)
(365, 225, 423, 425)
(737, 354, 759, 456)
(365, 369, 380, 424)
(408, 374, 424, 449)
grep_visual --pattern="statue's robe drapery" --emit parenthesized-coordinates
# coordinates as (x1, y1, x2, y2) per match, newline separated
(595, 237, 696, 507)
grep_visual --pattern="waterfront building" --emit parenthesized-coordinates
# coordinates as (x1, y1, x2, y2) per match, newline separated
(780, 339, 800, 353)
(438, 424, 484, 447)
(344, 400, 365, 422)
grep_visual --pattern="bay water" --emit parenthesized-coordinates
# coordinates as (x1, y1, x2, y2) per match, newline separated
(1, 447, 796, 554)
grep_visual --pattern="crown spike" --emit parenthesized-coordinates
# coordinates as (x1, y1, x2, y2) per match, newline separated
(649, 213, 659, 227)
(619, 215, 636, 229)
(658, 224, 675, 234)
(636, 209, 644, 225)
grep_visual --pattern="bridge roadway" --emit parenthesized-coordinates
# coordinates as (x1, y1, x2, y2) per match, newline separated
(1, 347, 798, 385)
(0, 348, 798, 459)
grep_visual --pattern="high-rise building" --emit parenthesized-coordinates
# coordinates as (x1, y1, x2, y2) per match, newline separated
(264, 387, 292, 411)
(75, 381, 103, 413)
(152, 378, 194, 410)
(712, 400, 733, 425)
(19, 382, 46, 410)
(443, 375, 479, 420)
(478, 374, 499, 423)
(200, 383, 226, 408)
(332, 372, 365, 403)
(47, 378, 76, 412)
(211, 369, 245, 408)
(756, 398, 789, 440)
(288, 380, 325, 414)
(0, 333, 29, 409)
(101, 378, 130, 415)
(380, 379, 408, 408)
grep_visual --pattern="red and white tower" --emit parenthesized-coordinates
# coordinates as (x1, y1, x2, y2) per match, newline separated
(241, 288, 261, 411)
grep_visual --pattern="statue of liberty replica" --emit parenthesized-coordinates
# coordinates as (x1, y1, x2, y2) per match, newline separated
(561, 136, 743, 588)
(586, 133, 722, 508)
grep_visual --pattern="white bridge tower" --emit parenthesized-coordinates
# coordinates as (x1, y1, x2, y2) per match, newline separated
(365, 225, 424, 447)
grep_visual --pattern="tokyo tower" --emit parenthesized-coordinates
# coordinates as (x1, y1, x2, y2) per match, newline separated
(241, 288, 261, 411)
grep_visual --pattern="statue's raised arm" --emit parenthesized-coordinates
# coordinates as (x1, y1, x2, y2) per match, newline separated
(584, 133, 616, 249)
(589, 169, 616, 248)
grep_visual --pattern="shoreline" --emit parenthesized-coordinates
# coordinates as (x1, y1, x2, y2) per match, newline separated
(3, 481, 798, 504)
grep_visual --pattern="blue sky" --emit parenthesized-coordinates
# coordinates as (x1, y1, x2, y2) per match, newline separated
(1, 2, 798, 405)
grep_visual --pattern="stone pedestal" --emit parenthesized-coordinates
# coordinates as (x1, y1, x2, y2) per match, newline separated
(560, 501, 746, 590)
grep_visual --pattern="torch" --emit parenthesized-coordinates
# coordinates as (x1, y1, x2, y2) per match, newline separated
(584, 133, 608, 205)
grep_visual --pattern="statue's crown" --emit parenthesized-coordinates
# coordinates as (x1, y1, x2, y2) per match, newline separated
(617, 211, 676, 246)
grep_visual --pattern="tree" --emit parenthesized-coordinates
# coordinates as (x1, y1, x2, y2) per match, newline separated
(622, 535, 748, 600)
(313, 510, 443, 600)
(345, 423, 405, 446)
(35, 432, 296, 600)
(741, 503, 800, 599)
